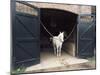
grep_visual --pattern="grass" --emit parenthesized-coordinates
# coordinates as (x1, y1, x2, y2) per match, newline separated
(11, 66, 26, 75)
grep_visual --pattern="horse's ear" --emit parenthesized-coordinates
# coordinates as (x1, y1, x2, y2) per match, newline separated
(59, 32, 61, 34)
(63, 31, 65, 34)
(62, 32, 64, 36)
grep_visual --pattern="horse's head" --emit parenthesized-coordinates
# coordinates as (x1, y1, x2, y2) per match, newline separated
(58, 32, 64, 42)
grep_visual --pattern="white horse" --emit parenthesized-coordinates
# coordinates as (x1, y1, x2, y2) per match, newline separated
(51, 32, 64, 57)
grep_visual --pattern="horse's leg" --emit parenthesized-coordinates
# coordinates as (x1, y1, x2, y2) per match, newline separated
(57, 46, 59, 57)
(59, 45, 62, 56)
(54, 46, 56, 56)
(53, 44, 56, 55)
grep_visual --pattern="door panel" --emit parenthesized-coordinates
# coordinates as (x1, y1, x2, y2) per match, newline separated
(77, 14, 96, 58)
(12, 1, 40, 68)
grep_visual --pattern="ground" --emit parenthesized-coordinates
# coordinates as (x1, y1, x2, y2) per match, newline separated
(24, 51, 96, 73)
(12, 51, 95, 74)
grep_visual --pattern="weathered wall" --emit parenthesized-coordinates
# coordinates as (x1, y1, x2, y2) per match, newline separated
(63, 42, 76, 56)
(28, 2, 92, 14)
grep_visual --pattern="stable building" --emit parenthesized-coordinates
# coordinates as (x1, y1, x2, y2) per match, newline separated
(11, 1, 96, 69)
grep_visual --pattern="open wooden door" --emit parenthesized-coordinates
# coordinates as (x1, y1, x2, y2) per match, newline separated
(77, 14, 96, 58)
(11, 1, 40, 68)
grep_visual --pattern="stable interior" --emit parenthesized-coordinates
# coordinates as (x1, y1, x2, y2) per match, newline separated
(40, 8, 78, 56)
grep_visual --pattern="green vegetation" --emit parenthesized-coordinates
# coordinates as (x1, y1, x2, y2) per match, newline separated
(11, 66, 26, 75)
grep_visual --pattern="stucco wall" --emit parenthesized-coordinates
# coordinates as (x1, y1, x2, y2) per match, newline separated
(28, 2, 92, 14)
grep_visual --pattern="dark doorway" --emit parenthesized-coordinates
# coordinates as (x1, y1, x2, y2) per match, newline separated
(40, 8, 78, 54)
